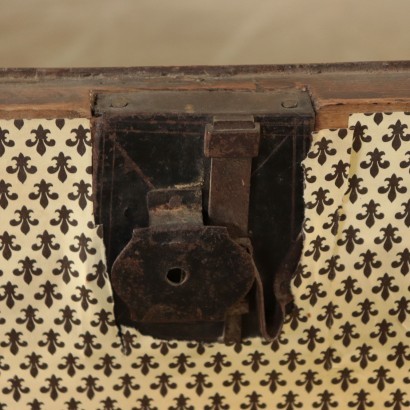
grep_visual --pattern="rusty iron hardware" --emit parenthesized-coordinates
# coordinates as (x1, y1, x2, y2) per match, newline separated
(93, 90, 314, 342)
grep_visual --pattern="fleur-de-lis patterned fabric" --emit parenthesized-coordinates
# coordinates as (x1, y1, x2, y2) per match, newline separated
(0, 114, 409, 410)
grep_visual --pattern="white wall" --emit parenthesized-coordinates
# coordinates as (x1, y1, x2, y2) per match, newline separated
(0, 0, 409, 67)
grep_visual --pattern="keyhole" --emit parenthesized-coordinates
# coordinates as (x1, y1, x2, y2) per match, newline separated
(166, 267, 188, 286)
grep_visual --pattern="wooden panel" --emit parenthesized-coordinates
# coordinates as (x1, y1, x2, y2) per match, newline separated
(0, 62, 409, 129)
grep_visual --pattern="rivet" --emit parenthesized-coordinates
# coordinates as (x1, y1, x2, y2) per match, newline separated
(110, 97, 128, 108)
(281, 100, 298, 109)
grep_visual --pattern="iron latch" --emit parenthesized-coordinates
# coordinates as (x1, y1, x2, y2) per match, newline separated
(92, 89, 314, 342)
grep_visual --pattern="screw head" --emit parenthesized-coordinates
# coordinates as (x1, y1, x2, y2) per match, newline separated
(110, 97, 128, 108)
(281, 100, 298, 109)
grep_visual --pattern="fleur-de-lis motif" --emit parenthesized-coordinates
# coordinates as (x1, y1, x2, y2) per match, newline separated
(325, 160, 349, 187)
(68, 179, 92, 210)
(32, 230, 60, 258)
(54, 305, 81, 333)
(50, 205, 78, 234)
(65, 397, 82, 410)
(10, 206, 39, 234)
(335, 276, 362, 303)
(382, 119, 410, 150)
(391, 248, 410, 276)
(29, 179, 58, 208)
(47, 152, 77, 182)
(90, 308, 116, 335)
(347, 389, 374, 410)
(352, 299, 378, 324)
(204, 352, 231, 374)
(259, 370, 286, 394)
(52, 256, 79, 284)
(374, 224, 402, 252)
(242, 351, 270, 373)
(38, 329, 65, 355)
(74, 331, 102, 357)
(205, 393, 229, 410)
(352, 121, 372, 152)
(86, 260, 108, 288)
(386, 342, 410, 369)
(70, 233, 96, 262)
(337, 225, 363, 254)
(306, 188, 334, 215)
(353, 250, 382, 277)
(322, 208, 346, 236)
(66, 125, 91, 156)
(40, 375, 67, 401)
(359, 148, 390, 177)
(319, 255, 345, 280)
(94, 354, 122, 377)
(112, 330, 141, 355)
(292, 264, 312, 288)
(98, 396, 121, 410)
(279, 349, 306, 372)
(395, 199, 410, 227)
(313, 347, 341, 370)
(168, 394, 193, 410)
(6, 153, 37, 183)
(384, 389, 410, 409)
(334, 321, 360, 347)
(34, 280, 63, 308)
(0, 328, 28, 355)
(345, 174, 368, 204)
(284, 306, 308, 330)
(0, 281, 24, 308)
(16, 304, 43, 331)
(276, 391, 301, 410)
(370, 319, 397, 345)
(301, 282, 327, 306)
(168, 353, 195, 375)
(331, 368, 358, 392)
(0, 179, 18, 209)
(378, 173, 407, 202)
(312, 390, 338, 409)
(26, 125, 55, 156)
(368, 366, 394, 392)
(132, 353, 161, 376)
(0, 231, 21, 260)
(295, 370, 322, 393)
(150, 373, 177, 397)
(0, 127, 14, 157)
(71, 285, 98, 311)
(317, 302, 342, 329)
(389, 297, 410, 324)
(304, 235, 330, 261)
(76, 375, 104, 400)
(357, 200, 384, 228)
(1, 375, 30, 402)
(222, 370, 250, 393)
(57, 353, 85, 377)
(351, 344, 377, 369)
(113, 373, 140, 398)
(298, 326, 324, 352)
(307, 137, 336, 165)
(371, 273, 399, 301)
(19, 352, 48, 378)
(186, 372, 213, 396)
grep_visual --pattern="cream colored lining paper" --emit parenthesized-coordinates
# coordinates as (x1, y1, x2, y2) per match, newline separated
(0, 114, 409, 409)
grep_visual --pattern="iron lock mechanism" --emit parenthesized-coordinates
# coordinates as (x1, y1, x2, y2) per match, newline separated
(93, 90, 314, 342)
(111, 116, 265, 343)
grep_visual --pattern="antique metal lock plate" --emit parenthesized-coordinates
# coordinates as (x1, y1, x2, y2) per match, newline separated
(93, 90, 314, 341)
